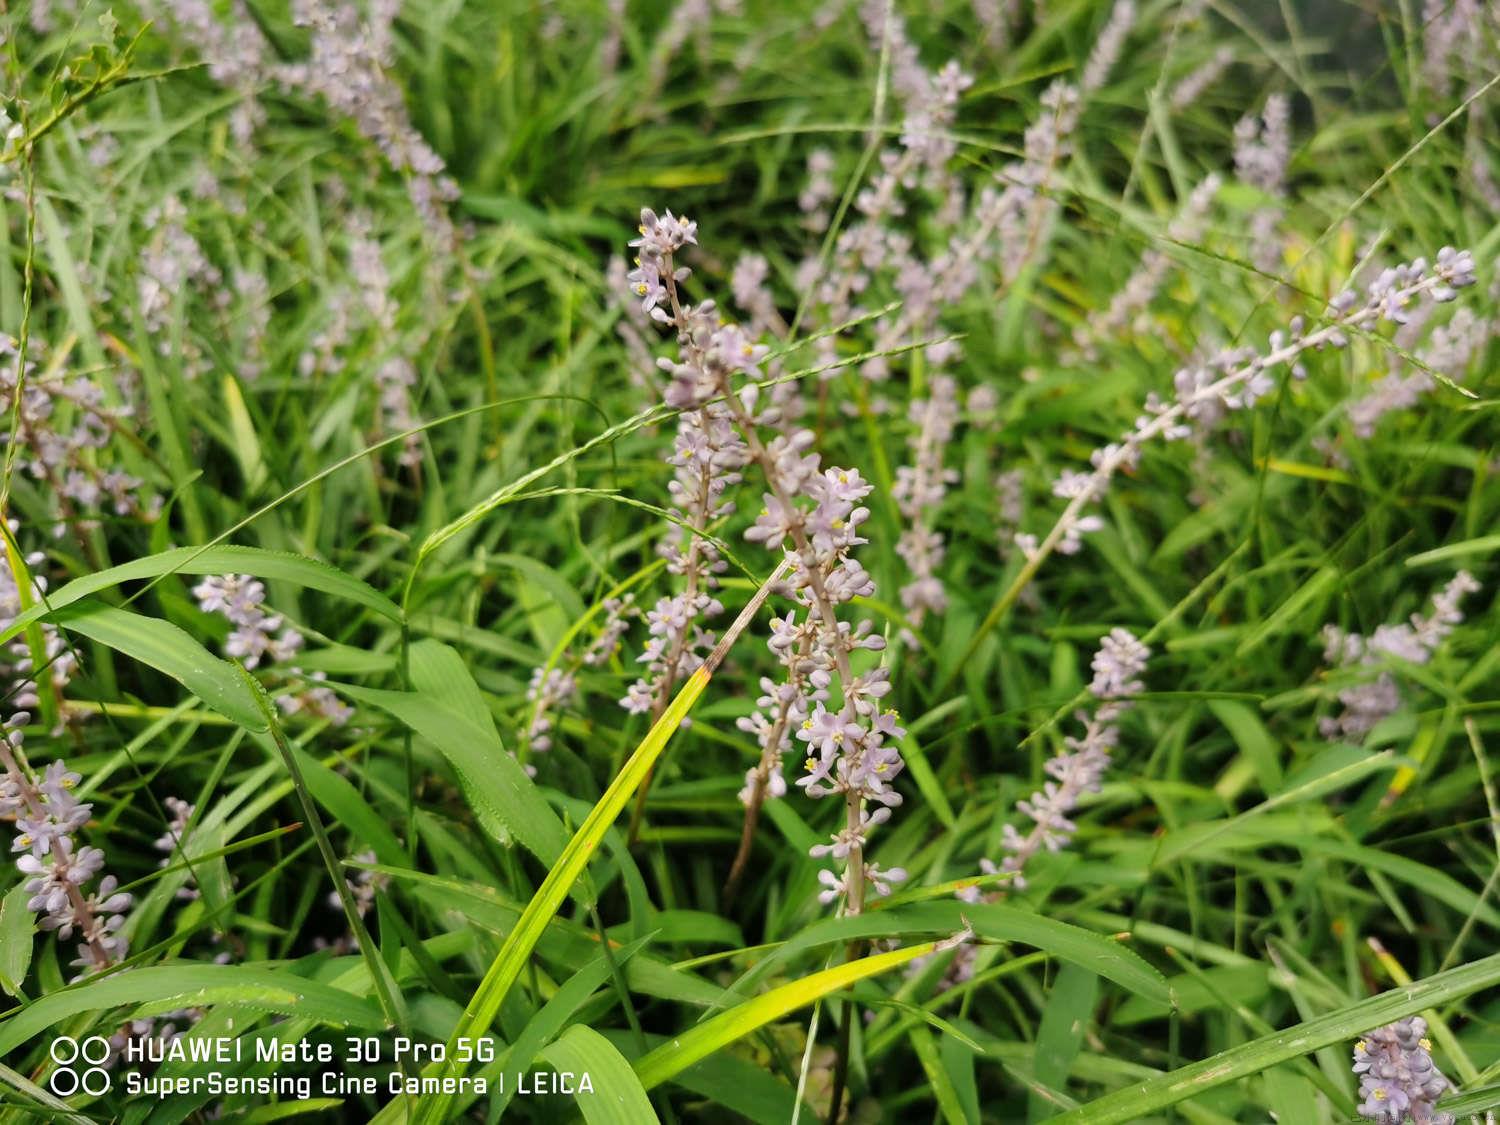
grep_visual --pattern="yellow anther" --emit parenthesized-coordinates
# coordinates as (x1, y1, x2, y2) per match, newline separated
(804, 757, 817, 771)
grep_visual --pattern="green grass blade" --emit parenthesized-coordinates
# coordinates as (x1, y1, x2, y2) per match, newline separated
(0, 544, 403, 649)
(53, 601, 267, 730)
(407, 663, 713, 1124)
(246, 670, 406, 1031)
(635, 934, 963, 1090)
(542, 1025, 661, 1124)
(1404, 536, 1500, 566)
(0, 885, 33, 999)
(0, 964, 385, 1055)
(1233, 565, 1339, 658)
(332, 682, 568, 864)
(1049, 951, 1500, 1124)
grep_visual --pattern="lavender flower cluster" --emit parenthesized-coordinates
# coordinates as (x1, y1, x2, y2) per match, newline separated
(192, 575, 353, 724)
(618, 213, 753, 721)
(778, 0, 1138, 620)
(918, 629, 1150, 991)
(0, 335, 157, 532)
(520, 595, 634, 765)
(995, 628, 1149, 889)
(1319, 572, 1481, 743)
(318, 850, 388, 955)
(796, 6, 979, 386)
(0, 713, 131, 971)
(1232, 94, 1290, 272)
(1170, 47, 1234, 111)
(893, 375, 960, 635)
(138, 196, 224, 356)
(624, 208, 903, 911)
(0, 526, 76, 713)
(279, 1, 459, 244)
(154, 796, 201, 902)
(1353, 1017, 1454, 1124)
(150, 0, 459, 244)
(143, 0, 270, 143)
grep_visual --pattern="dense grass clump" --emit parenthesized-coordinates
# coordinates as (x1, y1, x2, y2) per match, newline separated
(0, 1, 1496, 1121)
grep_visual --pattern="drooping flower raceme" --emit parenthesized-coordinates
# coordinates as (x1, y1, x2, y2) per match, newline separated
(1319, 571, 1481, 743)
(1353, 1017, 1454, 1124)
(0, 713, 131, 971)
(1014, 248, 1480, 567)
(626, 207, 903, 912)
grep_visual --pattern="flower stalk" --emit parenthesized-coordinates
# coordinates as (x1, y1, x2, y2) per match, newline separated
(953, 249, 1479, 689)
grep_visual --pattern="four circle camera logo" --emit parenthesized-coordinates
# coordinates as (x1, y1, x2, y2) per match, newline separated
(48, 1035, 112, 1096)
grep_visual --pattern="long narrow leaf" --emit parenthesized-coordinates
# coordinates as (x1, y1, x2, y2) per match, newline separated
(1049, 951, 1500, 1124)
(0, 544, 402, 649)
(53, 602, 267, 730)
(635, 935, 966, 1089)
(0, 964, 384, 1055)
(405, 559, 787, 1123)
(406, 664, 710, 1123)
(543, 1025, 661, 1124)
(333, 682, 567, 864)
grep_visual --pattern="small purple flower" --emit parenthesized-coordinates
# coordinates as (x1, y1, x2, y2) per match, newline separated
(626, 259, 667, 315)
(0, 712, 133, 971)
(630, 208, 698, 258)
(1089, 628, 1150, 699)
(1352, 1017, 1453, 1124)
(797, 704, 862, 760)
